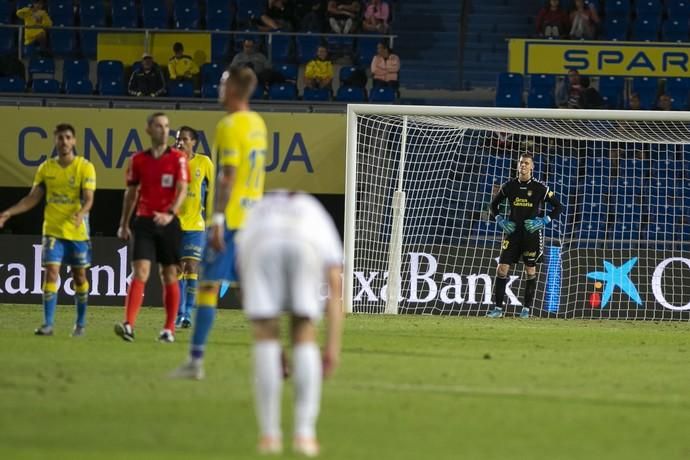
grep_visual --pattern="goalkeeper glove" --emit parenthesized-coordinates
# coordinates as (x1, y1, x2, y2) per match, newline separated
(495, 215, 516, 235)
(524, 216, 551, 233)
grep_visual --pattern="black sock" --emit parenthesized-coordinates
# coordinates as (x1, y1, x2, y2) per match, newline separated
(494, 276, 508, 308)
(524, 275, 537, 309)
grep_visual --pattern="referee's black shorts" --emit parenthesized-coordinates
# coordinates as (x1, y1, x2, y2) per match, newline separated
(498, 229, 543, 267)
(132, 216, 182, 266)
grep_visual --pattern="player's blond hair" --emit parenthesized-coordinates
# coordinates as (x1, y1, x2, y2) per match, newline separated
(227, 66, 257, 101)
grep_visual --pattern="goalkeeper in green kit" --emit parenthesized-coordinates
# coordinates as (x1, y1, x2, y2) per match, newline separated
(487, 153, 562, 318)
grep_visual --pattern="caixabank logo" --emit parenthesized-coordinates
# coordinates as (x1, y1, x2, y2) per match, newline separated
(586, 256, 690, 311)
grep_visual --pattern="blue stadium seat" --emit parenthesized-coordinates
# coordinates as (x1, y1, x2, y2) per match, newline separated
(473, 220, 501, 238)
(235, 0, 263, 27)
(270, 34, 293, 64)
(51, 29, 75, 57)
(200, 63, 223, 86)
(0, 1, 11, 24)
(369, 86, 396, 103)
(80, 30, 98, 59)
(97, 60, 124, 85)
(112, 3, 139, 28)
(605, 0, 631, 18)
(356, 37, 380, 66)
(527, 91, 555, 108)
(206, 3, 232, 31)
(326, 36, 355, 60)
(652, 158, 681, 178)
(175, 3, 200, 29)
(303, 87, 331, 101)
(32, 78, 60, 94)
(252, 84, 265, 100)
(269, 83, 298, 101)
(201, 82, 219, 99)
(0, 28, 16, 55)
(631, 17, 658, 41)
(28, 57, 55, 76)
(636, 0, 663, 17)
(296, 35, 322, 64)
(168, 80, 194, 98)
(497, 72, 524, 91)
(530, 74, 556, 92)
(98, 79, 124, 96)
(604, 17, 629, 40)
(665, 77, 690, 110)
(80, 0, 105, 26)
(339, 66, 364, 86)
(585, 156, 611, 179)
(612, 222, 641, 240)
(336, 85, 366, 102)
(667, 0, 690, 17)
(64, 78, 94, 95)
(211, 34, 232, 62)
(50, 1, 74, 26)
(631, 77, 659, 109)
(598, 76, 624, 109)
(276, 64, 298, 82)
(0, 76, 26, 93)
(142, 0, 168, 29)
(661, 19, 689, 42)
(63, 59, 89, 84)
(496, 73, 524, 108)
(619, 159, 644, 178)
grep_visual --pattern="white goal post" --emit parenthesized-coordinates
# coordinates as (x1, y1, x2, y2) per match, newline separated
(344, 105, 690, 319)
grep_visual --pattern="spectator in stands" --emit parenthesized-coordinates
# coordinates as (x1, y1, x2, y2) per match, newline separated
(629, 92, 641, 110)
(16, 1, 52, 53)
(371, 41, 400, 90)
(304, 45, 333, 90)
(536, 0, 569, 39)
(363, 0, 390, 33)
(569, 0, 599, 40)
(327, 0, 361, 34)
(556, 69, 582, 108)
(128, 53, 166, 97)
(168, 43, 199, 81)
(231, 39, 283, 90)
(296, 1, 324, 32)
(260, 0, 295, 31)
(657, 94, 672, 111)
(581, 76, 603, 109)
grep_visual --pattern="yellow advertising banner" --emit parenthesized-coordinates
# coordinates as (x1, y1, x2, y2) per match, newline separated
(508, 39, 690, 77)
(3, 107, 346, 194)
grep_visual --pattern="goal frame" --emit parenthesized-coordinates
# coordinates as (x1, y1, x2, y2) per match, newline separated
(344, 104, 690, 314)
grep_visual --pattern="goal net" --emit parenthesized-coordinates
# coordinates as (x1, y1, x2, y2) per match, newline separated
(344, 106, 690, 320)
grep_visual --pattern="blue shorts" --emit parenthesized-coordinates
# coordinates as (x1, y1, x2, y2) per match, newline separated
(42, 236, 91, 268)
(181, 231, 205, 261)
(200, 229, 237, 283)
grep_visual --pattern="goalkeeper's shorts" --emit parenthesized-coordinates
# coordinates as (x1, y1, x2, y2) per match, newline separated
(498, 229, 543, 267)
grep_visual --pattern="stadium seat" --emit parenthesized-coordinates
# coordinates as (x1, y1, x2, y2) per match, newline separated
(0, 1, 11, 24)
(50, 29, 75, 57)
(369, 86, 396, 103)
(338, 66, 361, 87)
(302, 87, 331, 101)
(98, 79, 124, 96)
(667, 0, 690, 17)
(80, 30, 99, 59)
(0, 28, 16, 55)
(175, 3, 200, 29)
(252, 84, 265, 100)
(631, 17, 658, 41)
(80, 0, 105, 26)
(296, 35, 322, 64)
(530, 74, 556, 92)
(356, 37, 380, 67)
(63, 59, 89, 84)
(206, 3, 232, 31)
(235, 0, 263, 28)
(631, 77, 659, 109)
(97, 60, 124, 81)
(142, 0, 168, 29)
(527, 90, 555, 108)
(64, 78, 94, 95)
(276, 64, 298, 83)
(605, 0, 631, 18)
(28, 57, 55, 77)
(168, 80, 195, 98)
(270, 34, 293, 64)
(269, 83, 298, 101)
(200, 63, 223, 86)
(665, 77, 690, 110)
(652, 158, 681, 177)
(201, 82, 219, 99)
(50, 1, 74, 26)
(661, 19, 689, 42)
(111, 3, 139, 29)
(0, 76, 26, 93)
(636, 0, 663, 17)
(326, 36, 355, 60)
(495, 72, 524, 108)
(335, 86, 366, 102)
(32, 78, 60, 94)
(604, 17, 629, 40)
(598, 76, 624, 109)
(211, 34, 232, 63)
(612, 222, 641, 240)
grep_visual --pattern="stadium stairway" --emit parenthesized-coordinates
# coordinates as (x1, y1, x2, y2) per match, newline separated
(461, 0, 543, 89)
(394, 0, 462, 90)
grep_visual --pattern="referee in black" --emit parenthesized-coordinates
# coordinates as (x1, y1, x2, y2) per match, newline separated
(487, 152, 562, 318)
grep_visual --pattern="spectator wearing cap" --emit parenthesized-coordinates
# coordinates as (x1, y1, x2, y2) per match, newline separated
(363, 0, 390, 33)
(16, 0, 52, 51)
(304, 45, 333, 89)
(168, 42, 199, 81)
(371, 41, 400, 90)
(128, 53, 166, 97)
(536, 0, 569, 39)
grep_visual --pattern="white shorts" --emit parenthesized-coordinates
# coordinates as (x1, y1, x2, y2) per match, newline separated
(239, 238, 324, 320)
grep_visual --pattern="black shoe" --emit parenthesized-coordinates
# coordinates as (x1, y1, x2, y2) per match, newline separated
(181, 318, 192, 329)
(34, 325, 53, 336)
(114, 322, 135, 342)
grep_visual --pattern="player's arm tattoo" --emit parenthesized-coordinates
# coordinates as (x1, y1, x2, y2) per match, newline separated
(214, 165, 237, 215)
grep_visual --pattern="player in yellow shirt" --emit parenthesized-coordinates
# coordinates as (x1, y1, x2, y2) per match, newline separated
(174, 125, 215, 328)
(172, 66, 267, 380)
(0, 124, 96, 336)
(16, 1, 53, 49)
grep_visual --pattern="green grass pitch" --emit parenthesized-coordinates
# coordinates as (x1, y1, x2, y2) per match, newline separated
(1, 304, 690, 460)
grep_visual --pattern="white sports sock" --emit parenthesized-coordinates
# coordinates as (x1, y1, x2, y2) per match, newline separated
(293, 342, 322, 439)
(253, 340, 283, 439)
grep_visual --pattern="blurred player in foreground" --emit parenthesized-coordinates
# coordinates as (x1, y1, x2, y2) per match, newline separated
(173, 126, 214, 328)
(0, 123, 96, 336)
(115, 113, 189, 342)
(237, 191, 343, 456)
(171, 66, 267, 377)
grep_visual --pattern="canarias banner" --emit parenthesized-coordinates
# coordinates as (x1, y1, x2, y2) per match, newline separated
(3, 107, 346, 194)
(508, 39, 690, 77)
